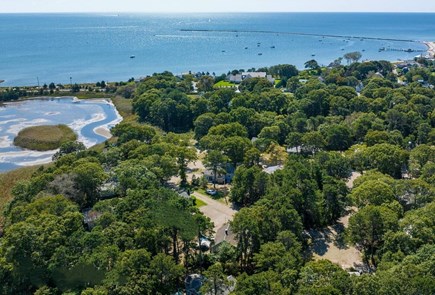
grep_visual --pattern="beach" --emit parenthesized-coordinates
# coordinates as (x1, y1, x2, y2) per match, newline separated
(94, 126, 112, 139)
(424, 41, 435, 58)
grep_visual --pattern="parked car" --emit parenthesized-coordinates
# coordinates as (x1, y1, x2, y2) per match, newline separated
(206, 189, 217, 196)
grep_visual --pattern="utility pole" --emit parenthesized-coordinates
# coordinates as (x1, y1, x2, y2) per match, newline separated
(36, 77, 40, 87)
(70, 76, 72, 87)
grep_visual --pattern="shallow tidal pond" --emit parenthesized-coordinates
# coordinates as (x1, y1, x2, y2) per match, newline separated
(0, 97, 122, 172)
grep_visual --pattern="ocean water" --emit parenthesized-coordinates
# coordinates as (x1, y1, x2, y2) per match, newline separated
(0, 13, 434, 86)
(0, 98, 122, 172)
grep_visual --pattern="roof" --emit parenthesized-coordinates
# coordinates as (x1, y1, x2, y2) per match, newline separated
(244, 71, 267, 78)
(263, 165, 284, 174)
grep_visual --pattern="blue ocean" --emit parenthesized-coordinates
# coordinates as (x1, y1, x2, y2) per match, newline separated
(0, 13, 434, 86)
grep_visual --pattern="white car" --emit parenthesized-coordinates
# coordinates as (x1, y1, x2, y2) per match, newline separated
(206, 189, 217, 196)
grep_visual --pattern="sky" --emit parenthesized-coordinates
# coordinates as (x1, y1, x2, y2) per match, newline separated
(2, 0, 435, 13)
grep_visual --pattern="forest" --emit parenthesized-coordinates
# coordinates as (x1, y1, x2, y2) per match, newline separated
(0, 57, 434, 294)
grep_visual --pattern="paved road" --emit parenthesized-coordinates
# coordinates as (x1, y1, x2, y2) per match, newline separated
(193, 192, 237, 233)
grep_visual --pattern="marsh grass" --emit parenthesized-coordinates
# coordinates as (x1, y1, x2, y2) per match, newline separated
(112, 95, 134, 119)
(14, 124, 77, 151)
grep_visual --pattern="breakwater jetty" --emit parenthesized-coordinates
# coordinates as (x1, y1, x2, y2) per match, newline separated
(180, 29, 421, 44)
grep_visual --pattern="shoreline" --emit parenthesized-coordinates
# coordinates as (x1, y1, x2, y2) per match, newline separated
(423, 41, 435, 58)
(92, 99, 124, 139)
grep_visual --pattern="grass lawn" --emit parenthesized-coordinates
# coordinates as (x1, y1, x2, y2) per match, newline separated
(194, 198, 207, 208)
(274, 79, 281, 86)
(214, 81, 236, 88)
(13, 124, 77, 151)
(197, 188, 226, 200)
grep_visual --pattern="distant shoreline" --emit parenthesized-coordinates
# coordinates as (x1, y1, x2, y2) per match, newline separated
(423, 41, 435, 58)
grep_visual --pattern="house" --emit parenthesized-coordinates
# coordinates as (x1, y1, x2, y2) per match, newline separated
(263, 165, 284, 174)
(227, 71, 275, 84)
(228, 74, 243, 83)
(211, 224, 237, 252)
(203, 169, 227, 184)
(203, 164, 235, 184)
(185, 274, 203, 295)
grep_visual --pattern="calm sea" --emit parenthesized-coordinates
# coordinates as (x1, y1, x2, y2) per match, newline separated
(0, 13, 434, 86)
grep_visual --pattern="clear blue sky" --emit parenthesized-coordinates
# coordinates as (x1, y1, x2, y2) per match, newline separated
(3, 0, 435, 13)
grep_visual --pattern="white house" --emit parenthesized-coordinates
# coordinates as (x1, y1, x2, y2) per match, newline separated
(227, 71, 275, 84)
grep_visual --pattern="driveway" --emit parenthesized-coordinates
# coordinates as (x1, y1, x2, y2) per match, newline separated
(193, 191, 237, 233)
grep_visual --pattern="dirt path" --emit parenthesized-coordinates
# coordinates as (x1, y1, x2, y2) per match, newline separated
(309, 172, 363, 270)
(309, 207, 362, 269)
(193, 191, 237, 233)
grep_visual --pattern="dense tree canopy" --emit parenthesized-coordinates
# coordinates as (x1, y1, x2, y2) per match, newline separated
(1, 58, 435, 294)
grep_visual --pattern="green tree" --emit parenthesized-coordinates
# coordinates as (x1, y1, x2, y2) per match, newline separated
(150, 253, 183, 294)
(297, 260, 352, 295)
(222, 136, 252, 168)
(194, 113, 215, 140)
(73, 162, 107, 207)
(52, 141, 85, 160)
(320, 123, 353, 151)
(231, 165, 269, 206)
(301, 131, 326, 154)
(204, 150, 229, 188)
(197, 75, 215, 92)
(348, 205, 399, 266)
(304, 59, 320, 70)
(351, 180, 395, 207)
(201, 262, 233, 295)
(344, 51, 362, 64)
(363, 143, 409, 178)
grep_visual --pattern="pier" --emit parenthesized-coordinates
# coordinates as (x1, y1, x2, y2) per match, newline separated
(378, 47, 426, 53)
(180, 28, 422, 44)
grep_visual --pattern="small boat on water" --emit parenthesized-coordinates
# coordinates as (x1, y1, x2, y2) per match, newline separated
(258, 53, 263, 56)
(245, 47, 248, 49)
(130, 55, 135, 59)
(271, 46, 275, 49)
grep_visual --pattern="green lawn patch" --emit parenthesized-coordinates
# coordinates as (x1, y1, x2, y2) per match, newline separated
(197, 188, 226, 200)
(14, 124, 77, 151)
(214, 81, 236, 88)
(194, 198, 207, 208)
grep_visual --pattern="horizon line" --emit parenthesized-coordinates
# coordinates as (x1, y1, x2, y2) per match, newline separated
(1, 11, 435, 14)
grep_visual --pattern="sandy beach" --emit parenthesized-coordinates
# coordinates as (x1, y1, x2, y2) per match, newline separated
(424, 41, 435, 58)
(94, 126, 112, 138)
